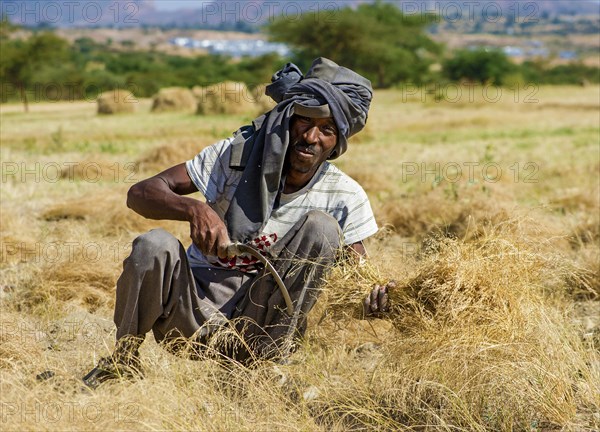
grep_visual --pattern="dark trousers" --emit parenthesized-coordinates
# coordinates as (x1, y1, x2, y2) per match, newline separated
(113, 210, 341, 361)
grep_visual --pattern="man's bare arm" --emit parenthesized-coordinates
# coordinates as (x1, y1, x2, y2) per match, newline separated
(127, 163, 230, 257)
(127, 163, 200, 220)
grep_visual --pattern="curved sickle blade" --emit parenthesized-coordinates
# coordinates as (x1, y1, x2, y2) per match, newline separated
(226, 243, 294, 316)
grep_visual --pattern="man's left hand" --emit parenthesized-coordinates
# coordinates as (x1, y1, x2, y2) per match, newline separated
(363, 281, 395, 317)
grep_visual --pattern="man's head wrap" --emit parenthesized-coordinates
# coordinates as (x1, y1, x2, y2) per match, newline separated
(225, 57, 373, 243)
(266, 57, 372, 159)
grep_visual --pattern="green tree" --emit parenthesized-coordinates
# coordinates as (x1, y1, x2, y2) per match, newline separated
(265, 1, 441, 88)
(443, 49, 516, 85)
(0, 15, 19, 40)
(0, 32, 70, 111)
(520, 60, 600, 85)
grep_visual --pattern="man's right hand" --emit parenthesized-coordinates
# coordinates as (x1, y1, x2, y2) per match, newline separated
(188, 202, 231, 258)
(126, 163, 231, 258)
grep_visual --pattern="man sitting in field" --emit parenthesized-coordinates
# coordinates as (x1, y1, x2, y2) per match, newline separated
(83, 57, 389, 388)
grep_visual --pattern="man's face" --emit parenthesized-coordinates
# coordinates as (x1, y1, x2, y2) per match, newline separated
(287, 115, 338, 177)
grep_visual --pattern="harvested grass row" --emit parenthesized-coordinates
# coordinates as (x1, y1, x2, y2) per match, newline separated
(315, 217, 599, 429)
(8, 245, 119, 314)
(374, 180, 518, 241)
(53, 159, 140, 183)
(26, 190, 190, 312)
(0, 312, 45, 370)
(41, 189, 186, 239)
(325, 216, 565, 324)
(0, 206, 39, 266)
(100, 84, 272, 117)
(42, 193, 156, 237)
(135, 139, 209, 175)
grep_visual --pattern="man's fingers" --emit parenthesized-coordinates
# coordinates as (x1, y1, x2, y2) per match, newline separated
(216, 240, 230, 259)
(370, 285, 380, 313)
(215, 230, 232, 259)
(363, 282, 394, 318)
(377, 285, 389, 312)
(363, 295, 371, 316)
(192, 226, 230, 258)
(202, 229, 215, 256)
(190, 227, 204, 254)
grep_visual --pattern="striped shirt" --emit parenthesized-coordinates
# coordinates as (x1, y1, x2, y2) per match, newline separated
(185, 137, 378, 269)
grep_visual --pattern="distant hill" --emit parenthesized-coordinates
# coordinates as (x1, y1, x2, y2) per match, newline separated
(1, 0, 157, 27)
(389, 0, 599, 17)
(1, 0, 598, 29)
(0, 1, 363, 28)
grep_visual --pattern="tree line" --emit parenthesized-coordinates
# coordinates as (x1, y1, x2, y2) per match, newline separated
(1, 2, 598, 110)
(0, 18, 283, 111)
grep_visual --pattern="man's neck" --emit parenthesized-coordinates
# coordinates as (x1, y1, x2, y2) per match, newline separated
(283, 164, 322, 194)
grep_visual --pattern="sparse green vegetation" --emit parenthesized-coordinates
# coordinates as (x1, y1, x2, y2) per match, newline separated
(2, 2, 598, 108)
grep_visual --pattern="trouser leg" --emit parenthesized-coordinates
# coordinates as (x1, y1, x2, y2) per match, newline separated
(113, 228, 227, 347)
(231, 210, 342, 361)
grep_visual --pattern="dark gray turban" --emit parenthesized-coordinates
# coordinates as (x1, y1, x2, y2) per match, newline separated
(224, 57, 373, 243)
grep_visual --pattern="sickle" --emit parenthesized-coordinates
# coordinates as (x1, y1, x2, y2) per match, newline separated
(225, 243, 294, 316)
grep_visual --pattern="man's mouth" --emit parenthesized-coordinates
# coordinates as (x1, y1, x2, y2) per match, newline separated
(294, 144, 315, 157)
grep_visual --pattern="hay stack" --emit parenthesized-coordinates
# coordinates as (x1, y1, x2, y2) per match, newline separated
(195, 81, 255, 116)
(251, 83, 277, 115)
(191, 85, 204, 100)
(97, 89, 137, 115)
(151, 87, 197, 113)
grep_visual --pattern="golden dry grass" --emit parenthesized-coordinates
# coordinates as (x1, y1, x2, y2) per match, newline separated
(250, 83, 278, 116)
(0, 85, 598, 431)
(318, 217, 599, 429)
(97, 89, 138, 115)
(151, 87, 198, 114)
(195, 81, 257, 116)
(135, 138, 213, 174)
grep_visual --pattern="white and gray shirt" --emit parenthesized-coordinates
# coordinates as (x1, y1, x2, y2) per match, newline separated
(185, 137, 378, 270)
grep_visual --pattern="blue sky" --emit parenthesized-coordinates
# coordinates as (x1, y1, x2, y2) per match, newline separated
(153, 0, 600, 12)
(154, 1, 208, 10)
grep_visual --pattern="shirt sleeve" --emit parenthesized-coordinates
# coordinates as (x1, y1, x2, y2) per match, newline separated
(185, 138, 233, 203)
(338, 179, 379, 245)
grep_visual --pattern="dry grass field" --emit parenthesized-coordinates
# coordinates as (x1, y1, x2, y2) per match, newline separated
(0, 85, 599, 431)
